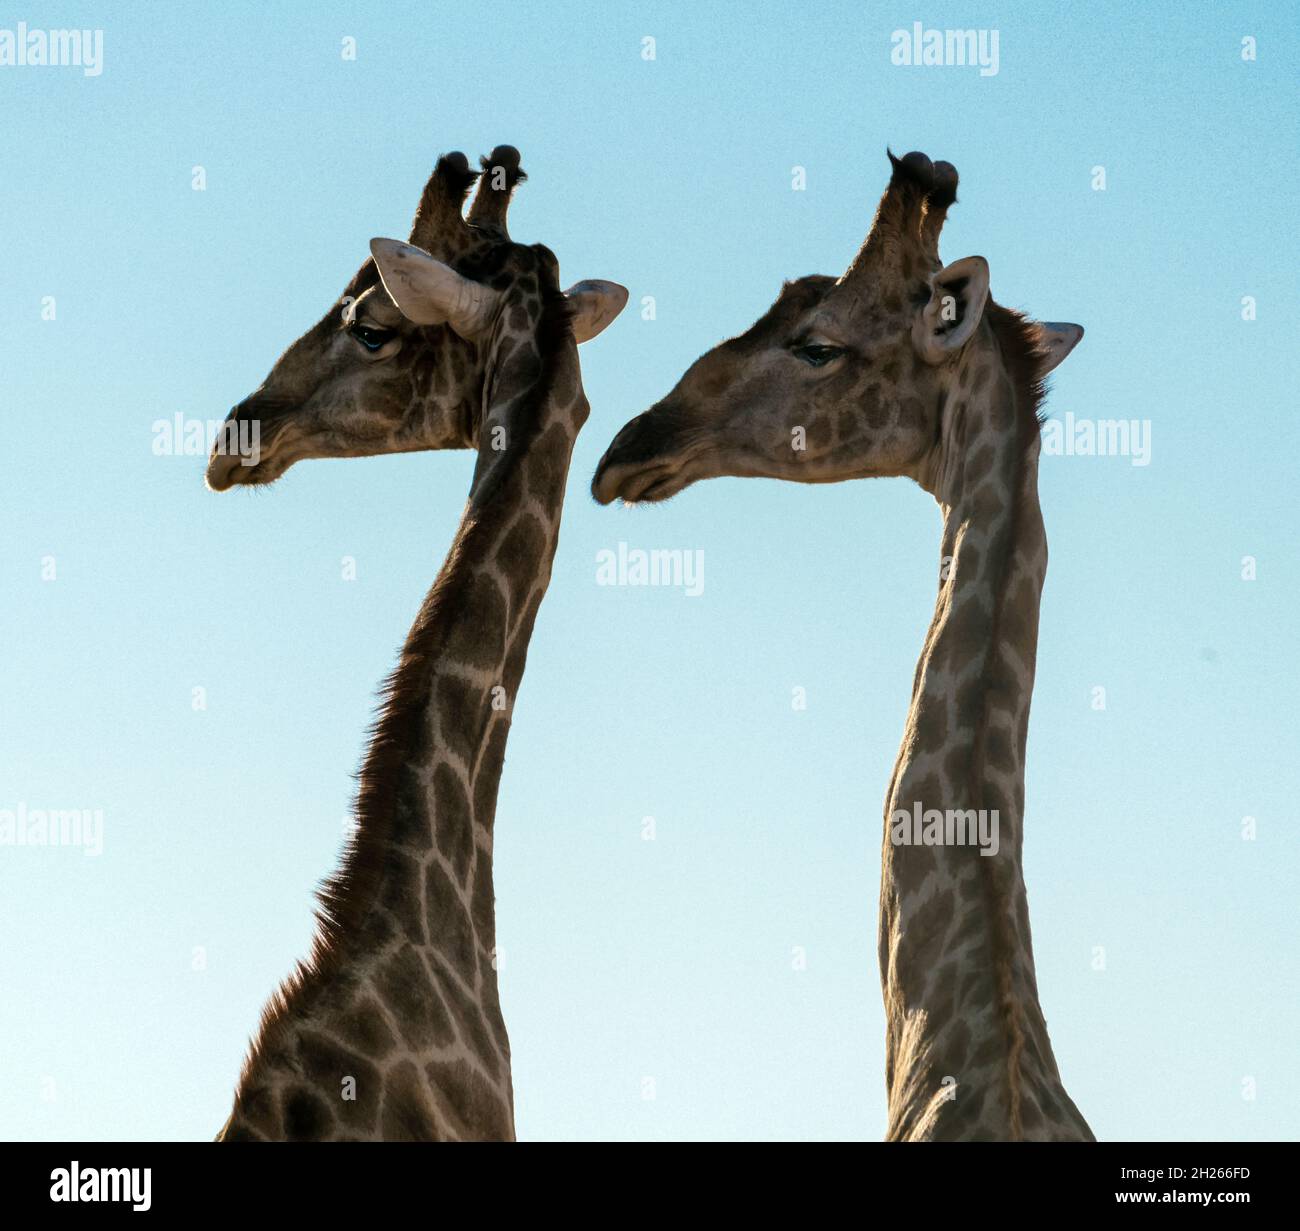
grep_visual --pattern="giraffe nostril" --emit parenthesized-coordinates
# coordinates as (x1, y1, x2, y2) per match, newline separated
(616, 402, 682, 458)
(612, 418, 642, 451)
(606, 417, 658, 468)
(228, 397, 261, 423)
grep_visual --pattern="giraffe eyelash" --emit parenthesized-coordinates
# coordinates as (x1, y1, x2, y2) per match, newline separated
(349, 322, 396, 352)
(791, 341, 846, 367)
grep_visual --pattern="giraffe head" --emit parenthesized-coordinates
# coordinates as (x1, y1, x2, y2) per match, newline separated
(592, 151, 1081, 505)
(206, 146, 627, 491)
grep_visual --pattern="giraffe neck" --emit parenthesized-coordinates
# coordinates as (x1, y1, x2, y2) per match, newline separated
(880, 326, 1092, 1141)
(220, 334, 586, 1142)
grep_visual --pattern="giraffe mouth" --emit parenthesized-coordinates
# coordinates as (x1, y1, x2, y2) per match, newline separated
(592, 400, 700, 504)
(593, 459, 687, 504)
(206, 419, 308, 491)
(206, 452, 287, 491)
(628, 469, 688, 503)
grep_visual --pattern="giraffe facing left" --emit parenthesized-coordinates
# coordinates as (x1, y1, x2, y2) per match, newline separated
(206, 145, 626, 1140)
(593, 150, 1090, 1141)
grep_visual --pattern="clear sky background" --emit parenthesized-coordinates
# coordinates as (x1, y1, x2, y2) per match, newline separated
(1, 1, 1296, 1142)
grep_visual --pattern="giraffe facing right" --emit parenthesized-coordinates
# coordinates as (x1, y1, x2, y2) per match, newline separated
(593, 151, 1092, 1141)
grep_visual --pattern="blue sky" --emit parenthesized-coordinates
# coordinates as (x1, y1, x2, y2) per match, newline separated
(1, 1, 1296, 1141)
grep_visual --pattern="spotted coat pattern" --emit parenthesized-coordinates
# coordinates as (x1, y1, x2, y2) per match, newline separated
(214, 149, 594, 1141)
(592, 151, 1092, 1142)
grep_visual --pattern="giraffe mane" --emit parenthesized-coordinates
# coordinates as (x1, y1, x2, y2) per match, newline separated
(984, 299, 1051, 434)
(331, 275, 574, 941)
(959, 298, 1051, 1140)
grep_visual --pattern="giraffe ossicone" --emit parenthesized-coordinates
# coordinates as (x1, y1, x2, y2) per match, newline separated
(208, 146, 626, 1141)
(592, 149, 1092, 1142)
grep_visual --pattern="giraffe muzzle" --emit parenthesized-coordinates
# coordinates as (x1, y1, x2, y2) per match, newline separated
(205, 400, 292, 490)
(591, 406, 692, 504)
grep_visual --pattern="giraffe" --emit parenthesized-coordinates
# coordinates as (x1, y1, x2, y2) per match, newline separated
(591, 151, 1092, 1141)
(205, 146, 627, 1141)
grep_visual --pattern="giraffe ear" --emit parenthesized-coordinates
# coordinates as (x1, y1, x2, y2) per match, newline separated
(369, 237, 503, 338)
(564, 280, 629, 344)
(1031, 321, 1084, 375)
(912, 256, 990, 364)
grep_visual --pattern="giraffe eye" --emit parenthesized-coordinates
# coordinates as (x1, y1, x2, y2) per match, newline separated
(792, 343, 844, 368)
(350, 322, 396, 352)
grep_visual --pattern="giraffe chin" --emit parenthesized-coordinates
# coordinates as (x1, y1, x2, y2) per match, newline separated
(205, 453, 292, 492)
(594, 461, 690, 505)
(627, 472, 690, 503)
